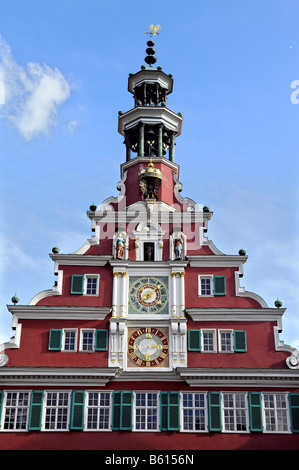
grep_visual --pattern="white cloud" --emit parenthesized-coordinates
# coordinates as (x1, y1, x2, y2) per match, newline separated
(0, 35, 71, 140)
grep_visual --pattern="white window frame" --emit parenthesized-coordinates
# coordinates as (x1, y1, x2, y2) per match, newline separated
(221, 392, 249, 433)
(62, 329, 78, 352)
(42, 391, 71, 431)
(262, 393, 290, 433)
(84, 274, 100, 296)
(180, 392, 208, 433)
(133, 392, 160, 432)
(79, 329, 96, 352)
(201, 329, 217, 353)
(218, 329, 234, 353)
(85, 391, 112, 431)
(1, 391, 30, 431)
(198, 275, 213, 296)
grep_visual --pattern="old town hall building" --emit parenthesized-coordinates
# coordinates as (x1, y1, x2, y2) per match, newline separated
(1, 35, 299, 451)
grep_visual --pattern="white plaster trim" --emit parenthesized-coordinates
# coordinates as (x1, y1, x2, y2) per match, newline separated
(0, 315, 22, 354)
(0, 367, 119, 386)
(118, 107, 183, 136)
(177, 367, 299, 388)
(6, 305, 111, 320)
(186, 307, 286, 322)
(234, 268, 268, 308)
(49, 254, 111, 267)
(29, 289, 61, 306)
(188, 255, 247, 267)
(172, 172, 200, 212)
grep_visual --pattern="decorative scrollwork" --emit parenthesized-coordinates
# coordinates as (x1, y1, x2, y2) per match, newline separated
(0, 354, 8, 367)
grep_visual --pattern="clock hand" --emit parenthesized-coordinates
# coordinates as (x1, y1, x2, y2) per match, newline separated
(141, 290, 154, 302)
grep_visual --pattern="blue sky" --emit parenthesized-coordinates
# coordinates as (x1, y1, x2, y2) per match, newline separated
(0, 0, 298, 350)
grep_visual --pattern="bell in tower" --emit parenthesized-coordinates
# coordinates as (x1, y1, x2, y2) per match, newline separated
(118, 32, 183, 162)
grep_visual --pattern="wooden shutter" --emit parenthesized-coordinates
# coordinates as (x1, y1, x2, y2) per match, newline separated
(70, 391, 85, 430)
(289, 393, 299, 432)
(213, 276, 226, 295)
(234, 330, 247, 352)
(248, 392, 263, 432)
(112, 391, 121, 430)
(71, 274, 84, 294)
(28, 391, 44, 431)
(95, 330, 108, 351)
(121, 392, 133, 430)
(208, 392, 222, 431)
(160, 392, 180, 431)
(112, 391, 133, 431)
(48, 329, 62, 350)
(188, 330, 201, 351)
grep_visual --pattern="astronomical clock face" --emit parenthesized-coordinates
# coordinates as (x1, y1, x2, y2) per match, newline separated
(128, 276, 169, 315)
(127, 327, 169, 368)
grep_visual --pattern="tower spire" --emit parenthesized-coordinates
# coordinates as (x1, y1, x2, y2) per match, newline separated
(144, 25, 161, 67)
(118, 27, 182, 162)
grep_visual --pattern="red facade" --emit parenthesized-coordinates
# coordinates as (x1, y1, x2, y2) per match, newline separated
(1, 39, 299, 451)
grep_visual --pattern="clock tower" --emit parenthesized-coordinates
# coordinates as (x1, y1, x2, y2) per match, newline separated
(1, 29, 299, 451)
(99, 38, 190, 372)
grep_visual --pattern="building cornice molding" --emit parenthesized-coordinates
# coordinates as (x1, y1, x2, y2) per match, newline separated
(0, 367, 119, 386)
(110, 369, 184, 383)
(188, 255, 248, 267)
(6, 305, 111, 320)
(177, 367, 299, 388)
(49, 254, 112, 267)
(186, 307, 286, 322)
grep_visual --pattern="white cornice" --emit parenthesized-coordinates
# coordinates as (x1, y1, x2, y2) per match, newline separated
(49, 254, 112, 267)
(6, 305, 111, 320)
(118, 107, 183, 136)
(186, 307, 285, 322)
(0, 367, 119, 386)
(188, 255, 247, 267)
(177, 367, 299, 388)
(110, 369, 184, 382)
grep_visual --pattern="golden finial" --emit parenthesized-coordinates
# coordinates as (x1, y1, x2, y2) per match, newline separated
(144, 24, 161, 37)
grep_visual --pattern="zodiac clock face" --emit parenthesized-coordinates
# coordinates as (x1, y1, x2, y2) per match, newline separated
(128, 276, 169, 315)
(127, 327, 169, 368)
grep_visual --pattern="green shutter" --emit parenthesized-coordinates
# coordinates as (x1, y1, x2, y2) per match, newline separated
(188, 329, 201, 351)
(248, 392, 263, 432)
(208, 392, 222, 431)
(95, 330, 108, 351)
(48, 329, 62, 350)
(160, 392, 169, 431)
(112, 391, 133, 431)
(71, 274, 84, 294)
(121, 392, 133, 430)
(70, 391, 85, 430)
(234, 330, 247, 352)
(160, 392, 180, 431)
(0, 391, 4, 426)
(289, 393, 299, 433)
(214, 276, 226, 295)
(28, 391, 44, 431)
(112, 391, 121, 430)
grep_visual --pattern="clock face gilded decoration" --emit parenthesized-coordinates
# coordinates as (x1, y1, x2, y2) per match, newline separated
(128, 276, 169, 315)
(127, 327, 169, 368)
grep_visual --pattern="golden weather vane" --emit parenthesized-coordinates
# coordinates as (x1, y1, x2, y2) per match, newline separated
(144, 24, 161, 37)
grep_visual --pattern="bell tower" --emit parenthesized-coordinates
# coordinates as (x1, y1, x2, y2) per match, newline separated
(118, 34, 183, 162)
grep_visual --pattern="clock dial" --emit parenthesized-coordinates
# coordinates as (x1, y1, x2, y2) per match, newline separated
(128, 276, 169, 314)
(127, 327, 169, 368)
